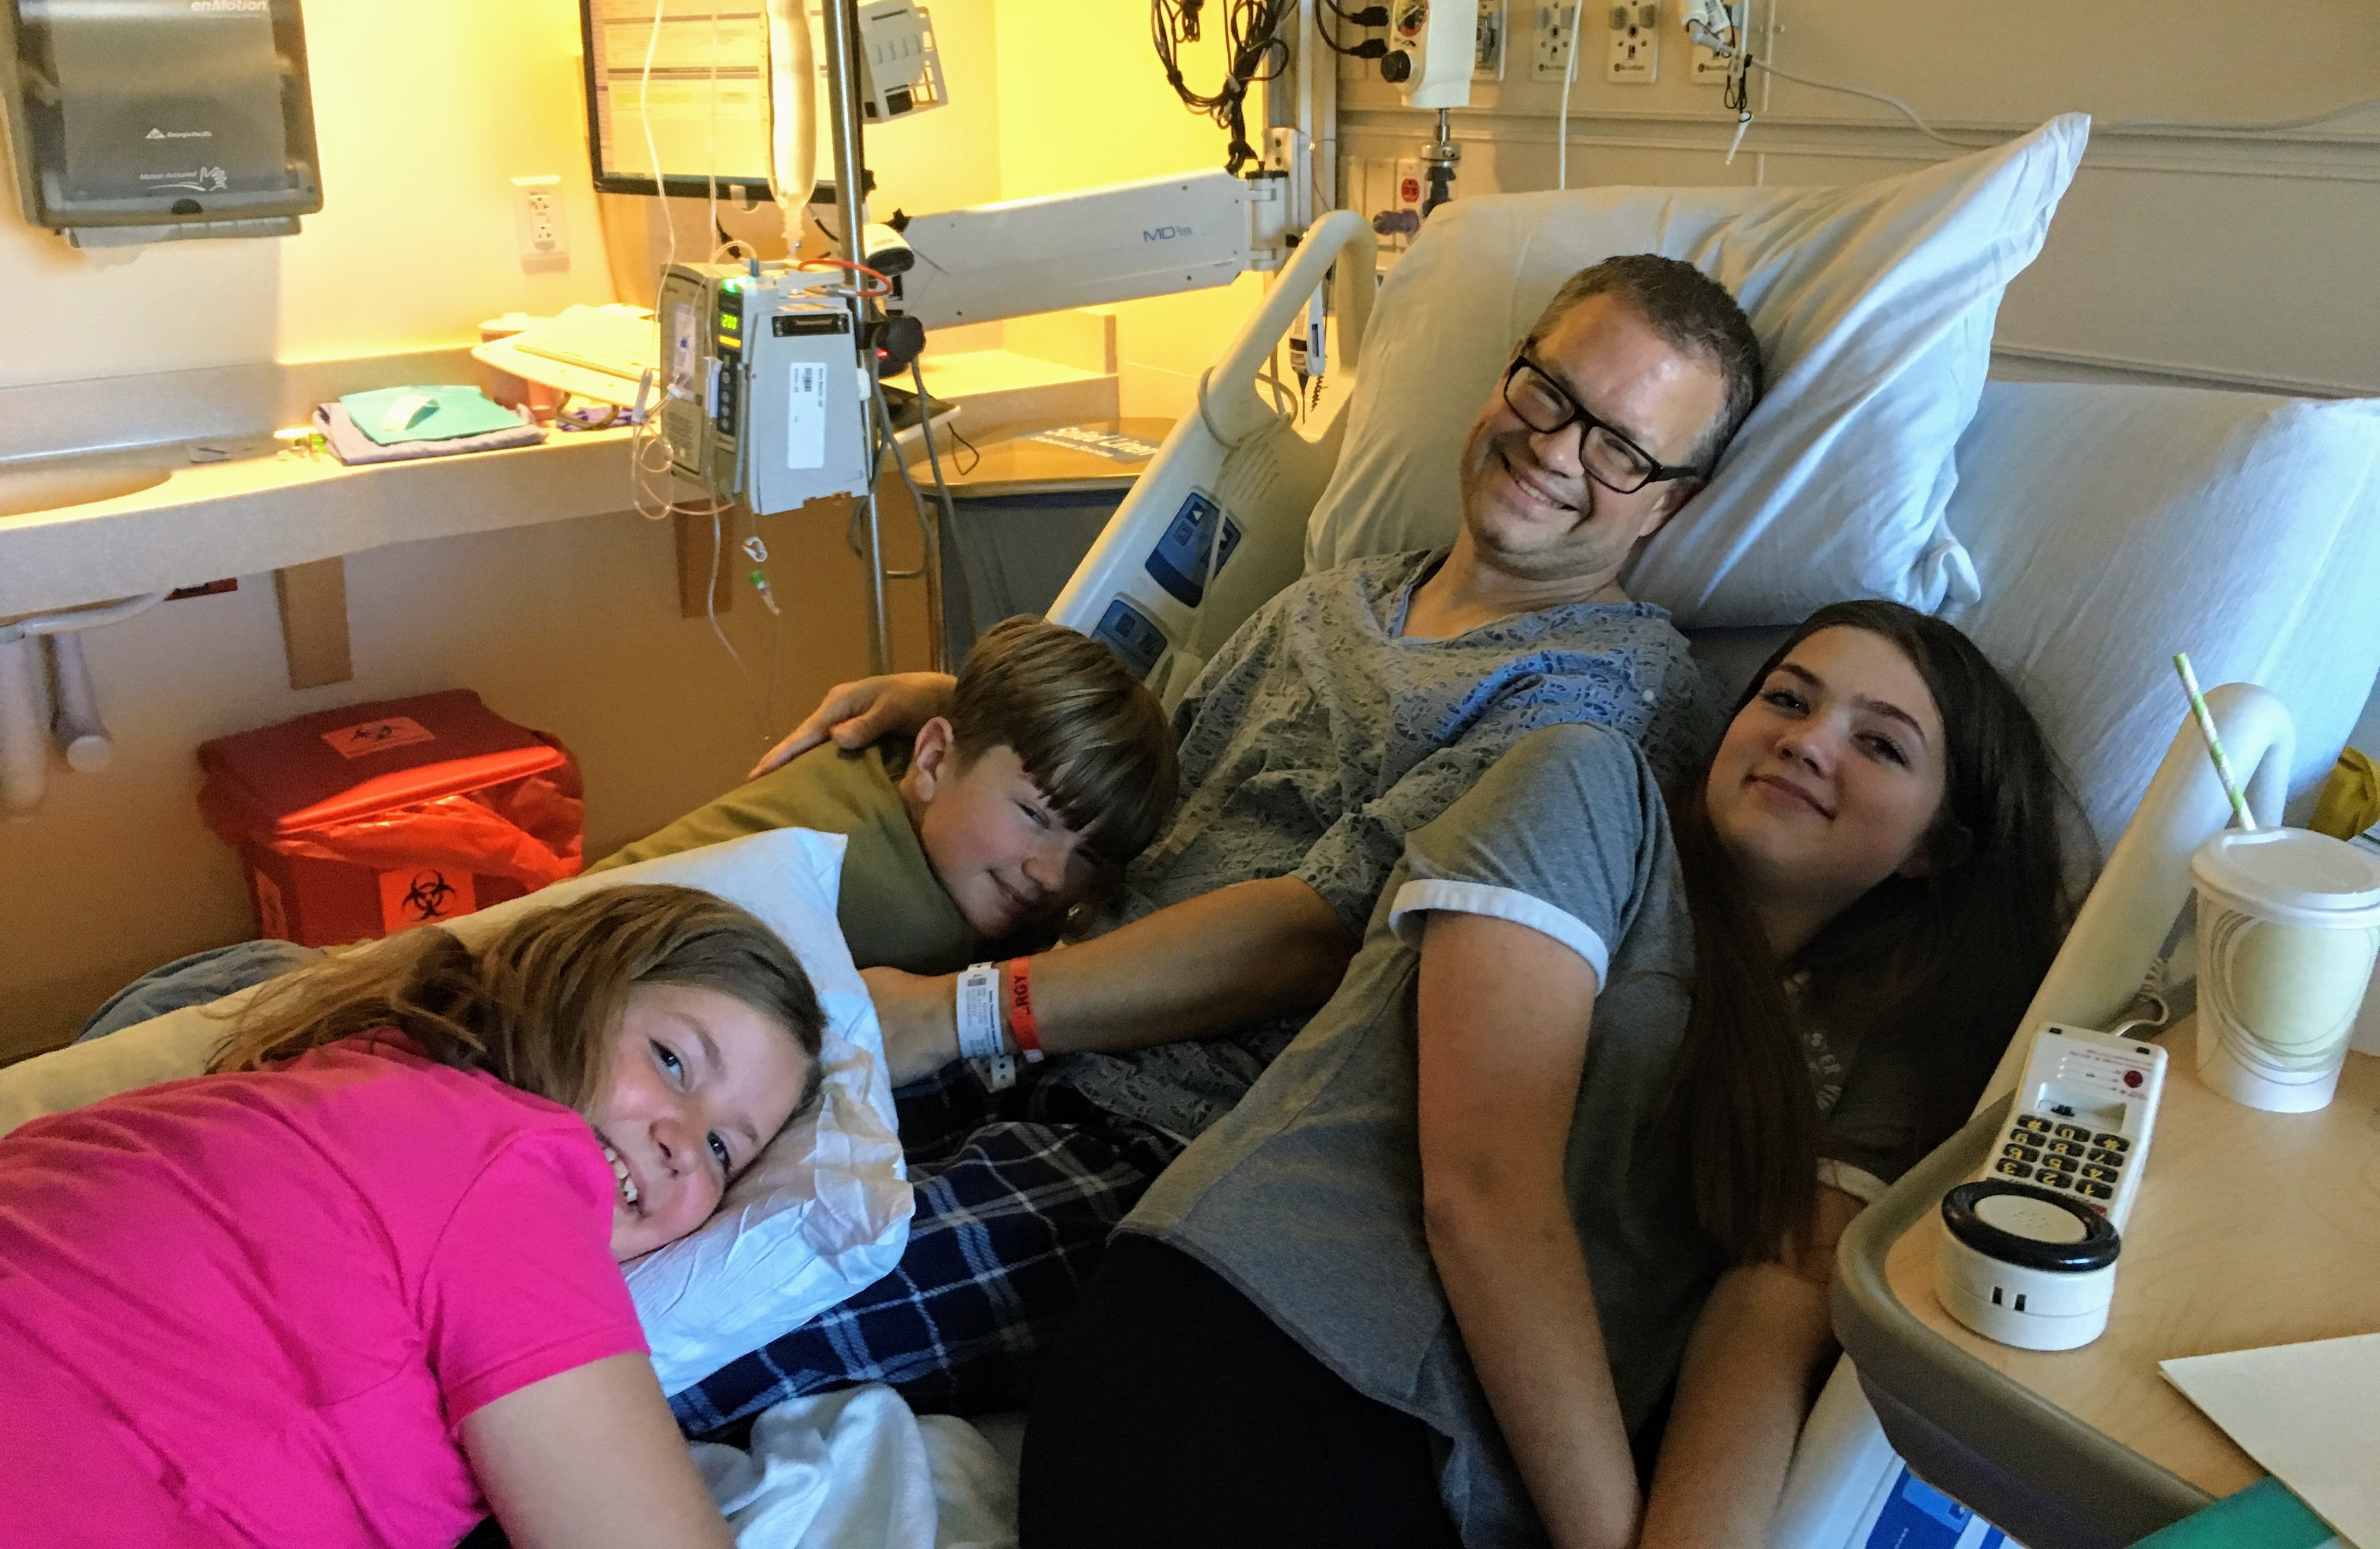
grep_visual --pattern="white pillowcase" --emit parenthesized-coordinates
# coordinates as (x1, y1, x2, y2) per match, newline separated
(1942, 381, 2380, 847)
(0, 828, 910, 1400)
(1305, 116, 2088, 628)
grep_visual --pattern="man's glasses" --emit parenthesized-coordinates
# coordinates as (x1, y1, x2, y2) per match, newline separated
(1500, 355, 1705, 495)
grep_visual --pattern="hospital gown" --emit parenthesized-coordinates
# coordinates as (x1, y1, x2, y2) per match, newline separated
(671, 548, 1724, 1433)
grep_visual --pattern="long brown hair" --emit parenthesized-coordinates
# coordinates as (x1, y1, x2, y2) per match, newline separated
(1663, 602, 2084, 1263)
(210, 885, 827, 1121)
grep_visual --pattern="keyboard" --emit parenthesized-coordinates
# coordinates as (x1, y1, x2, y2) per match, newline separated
(471, 305, 656, 407)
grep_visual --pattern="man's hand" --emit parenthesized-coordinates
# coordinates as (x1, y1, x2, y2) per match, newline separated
(861, 966, 963, 1087)
(748, 672, 959, 779)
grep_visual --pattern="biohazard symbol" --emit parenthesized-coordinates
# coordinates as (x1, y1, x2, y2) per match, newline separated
(401, 870, 460, 921)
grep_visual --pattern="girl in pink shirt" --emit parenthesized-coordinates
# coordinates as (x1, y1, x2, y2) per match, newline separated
(0, 884, 824, 1549)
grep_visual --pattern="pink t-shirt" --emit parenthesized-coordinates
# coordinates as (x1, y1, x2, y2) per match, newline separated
(0, 1034, 646, 1549)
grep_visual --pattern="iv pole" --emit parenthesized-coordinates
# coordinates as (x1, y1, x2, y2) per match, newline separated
(817, 0, 892, 674)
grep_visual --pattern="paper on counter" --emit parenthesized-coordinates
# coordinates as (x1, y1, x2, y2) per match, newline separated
(2162, 1332, 2380, 1549)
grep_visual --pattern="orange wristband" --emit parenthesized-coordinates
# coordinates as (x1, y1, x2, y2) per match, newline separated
(1004, 957, 1044, 1063)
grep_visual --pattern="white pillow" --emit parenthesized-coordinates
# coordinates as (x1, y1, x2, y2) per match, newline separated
(1943, 381, 2380, 848)
(0, 828, 910, 1400)
(1305, 116, 2088, 628)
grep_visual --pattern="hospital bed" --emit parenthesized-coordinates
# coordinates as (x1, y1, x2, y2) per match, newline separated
(8, 116, 2380, 1547)
(1029, 122, 2380, 1548)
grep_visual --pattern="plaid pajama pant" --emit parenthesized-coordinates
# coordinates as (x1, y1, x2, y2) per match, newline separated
(669, 1064, 1186, 1437)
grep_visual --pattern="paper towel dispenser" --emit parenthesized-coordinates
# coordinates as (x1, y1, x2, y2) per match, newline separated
(0, 0, 322, 247)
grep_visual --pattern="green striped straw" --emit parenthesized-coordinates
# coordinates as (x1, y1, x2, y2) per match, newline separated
(2173, 653, 2257, 831)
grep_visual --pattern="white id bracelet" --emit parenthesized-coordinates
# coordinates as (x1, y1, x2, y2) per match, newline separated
(955, 962, 1016, 1091)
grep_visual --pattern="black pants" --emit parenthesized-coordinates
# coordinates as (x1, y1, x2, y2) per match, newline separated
(1020, 1234, 1465, 1549)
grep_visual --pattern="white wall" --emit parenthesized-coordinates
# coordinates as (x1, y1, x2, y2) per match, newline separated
(1338, 0, 2380, 395)
(0, 5, 617, 388)
(990, 0, 1271, 418)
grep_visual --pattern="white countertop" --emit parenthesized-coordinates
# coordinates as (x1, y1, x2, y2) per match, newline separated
(0, 428, 642, 619)
(0, 340, 1119, 622)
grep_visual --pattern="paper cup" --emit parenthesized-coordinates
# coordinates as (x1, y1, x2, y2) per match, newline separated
(2191, 828, 2380, 1112)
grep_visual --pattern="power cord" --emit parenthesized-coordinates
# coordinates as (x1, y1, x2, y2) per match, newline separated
(910, 358, 976, 658)
(1151, 0, 1299, 172)
(1318, 0, 1388, 57)
(946, 420, 981, 476)
(1556, 2, 1584, 188)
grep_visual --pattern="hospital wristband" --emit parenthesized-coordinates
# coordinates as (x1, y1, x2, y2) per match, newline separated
(1003, 957, 1044, 1063)
(955, 962, 1016, 1091)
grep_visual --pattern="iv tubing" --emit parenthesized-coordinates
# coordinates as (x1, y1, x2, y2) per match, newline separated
(764, 0, 818, 246)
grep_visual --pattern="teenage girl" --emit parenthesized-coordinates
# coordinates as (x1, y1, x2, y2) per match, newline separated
(0, 884, 825, 1549)
(1021, 601, 2081, 1549)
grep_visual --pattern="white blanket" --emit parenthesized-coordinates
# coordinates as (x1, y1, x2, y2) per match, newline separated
(691, 1385, 1018, 1549)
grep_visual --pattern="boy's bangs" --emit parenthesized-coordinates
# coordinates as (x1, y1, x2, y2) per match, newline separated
(1031, 740, 1175, 864)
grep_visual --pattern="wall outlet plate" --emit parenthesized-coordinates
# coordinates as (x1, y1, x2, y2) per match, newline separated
(1475, 0, 1508, 79)
(1531, 1, 1580, 82)
(512, 174, 567, 269)
(1689, 34, 1729, 81)
(1608, 0, 1657, 83)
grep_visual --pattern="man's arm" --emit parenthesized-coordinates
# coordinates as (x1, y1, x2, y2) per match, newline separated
(1415, 909, 1639, 1549)
(864, 874, 1355, 1085)
(750, 672, 955, 778)
(1636, 1185, 1865, 1549)
(869, 724, 1556, 1084)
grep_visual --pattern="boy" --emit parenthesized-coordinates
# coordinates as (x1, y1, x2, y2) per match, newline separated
(590, 616, 1178, 974)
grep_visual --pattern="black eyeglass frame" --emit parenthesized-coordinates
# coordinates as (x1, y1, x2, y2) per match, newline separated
(1500, 355, 1707, 494)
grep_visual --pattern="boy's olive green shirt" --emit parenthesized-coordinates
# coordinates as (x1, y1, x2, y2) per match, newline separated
(588, 741, 983, 975)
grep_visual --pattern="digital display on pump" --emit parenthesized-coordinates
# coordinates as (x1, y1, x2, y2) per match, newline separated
(718, 289, 744, 355)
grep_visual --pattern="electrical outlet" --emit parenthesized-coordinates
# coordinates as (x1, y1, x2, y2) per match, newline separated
(1686, 0, 1733, 83)
(1690, 33, 1729, 81)
(512, 175, 568, 268)
(1530, 1, 1581, 82)
(1607, 0, 1658, 83)
(1475, 0, 1508, 79)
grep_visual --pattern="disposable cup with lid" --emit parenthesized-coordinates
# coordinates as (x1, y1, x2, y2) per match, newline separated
(2191, 826, 2380, 1113)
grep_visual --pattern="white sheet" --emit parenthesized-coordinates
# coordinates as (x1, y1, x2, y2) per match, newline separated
(692, 1386, 1019, 1549)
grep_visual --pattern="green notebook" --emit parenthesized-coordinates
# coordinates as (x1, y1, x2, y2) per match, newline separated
(2129, 1479, 2343, 1548)
(339, 385, 526, 446)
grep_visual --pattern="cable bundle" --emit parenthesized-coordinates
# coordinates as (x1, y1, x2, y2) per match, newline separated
(1150, 0, 1297, 174)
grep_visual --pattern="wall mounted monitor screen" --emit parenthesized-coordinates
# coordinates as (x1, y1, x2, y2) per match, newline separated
(582, 0, 768, 197)
(580, 0, 836, 200)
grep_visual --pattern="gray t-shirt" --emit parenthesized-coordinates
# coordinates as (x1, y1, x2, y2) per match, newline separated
(1047, 550, 1723, 1141)
(1127, 724, 1705, 1546)
(1129, 723, 1928, 1547)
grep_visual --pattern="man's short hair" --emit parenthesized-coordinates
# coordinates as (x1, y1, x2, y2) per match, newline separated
(1524, 253, 1764, 472)
(947, 616, 1180, 867)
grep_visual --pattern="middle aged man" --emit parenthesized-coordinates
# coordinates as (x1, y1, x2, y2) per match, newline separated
(670, 251, 1767, 1435)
